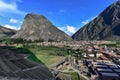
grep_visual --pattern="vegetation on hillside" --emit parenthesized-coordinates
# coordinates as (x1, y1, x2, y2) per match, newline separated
(26, 45, 67, 65)
(2, 43, 68, 65)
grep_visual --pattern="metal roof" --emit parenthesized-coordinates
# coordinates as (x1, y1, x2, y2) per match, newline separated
(100, 72, 119, 77)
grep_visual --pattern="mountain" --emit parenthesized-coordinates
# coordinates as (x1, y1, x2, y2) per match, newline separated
(12, 13, 72, 41)
(0, 26, 16, 39)
(72, 1, 120, 40)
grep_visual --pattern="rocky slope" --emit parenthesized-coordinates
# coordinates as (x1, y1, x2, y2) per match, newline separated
(72, 1, 120, 40)
(12, 13, 72, 41)
(0, 46, 55, 80)
(0, 26, 16, 39)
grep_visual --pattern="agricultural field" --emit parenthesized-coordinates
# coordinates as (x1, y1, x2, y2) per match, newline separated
(13, 45, 68, 66)
(28, 45, 67, 66)
(63, 72, 80, 80)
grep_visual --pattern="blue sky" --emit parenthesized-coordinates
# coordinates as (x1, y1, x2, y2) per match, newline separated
(0, 0, 116, 35)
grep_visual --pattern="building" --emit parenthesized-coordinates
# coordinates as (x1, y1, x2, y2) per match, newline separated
(87, 60, 120, 80)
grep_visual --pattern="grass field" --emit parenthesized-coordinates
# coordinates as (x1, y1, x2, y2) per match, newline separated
(29, 47, 66, 65)
(34, 54, 65, 65)
(16, 45, 68, 66)
(5, 44, 68, 66)
(64, 72, 80, 80)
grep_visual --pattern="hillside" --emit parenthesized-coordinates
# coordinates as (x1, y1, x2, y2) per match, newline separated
(72, 1, 120, 40)
(0, 26, 16, 39)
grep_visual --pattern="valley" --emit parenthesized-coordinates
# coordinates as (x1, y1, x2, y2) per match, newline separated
(0, 0, 120, 80)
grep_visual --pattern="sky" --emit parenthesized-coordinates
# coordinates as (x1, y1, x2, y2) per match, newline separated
(0, 0, 117, 35)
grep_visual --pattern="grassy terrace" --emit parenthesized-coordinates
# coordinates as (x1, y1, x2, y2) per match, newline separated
(28, 45, 67, 65)
(11, 45, 67, 66)
(63, 72, 80, 80)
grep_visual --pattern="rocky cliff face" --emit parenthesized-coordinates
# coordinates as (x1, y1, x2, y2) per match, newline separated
(12, 13, 72, 41)
(72, 1, 120, 40)
(0, 26, 16, 39)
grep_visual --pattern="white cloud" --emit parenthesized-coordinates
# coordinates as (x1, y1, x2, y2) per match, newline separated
(58, 16, 97, 35)
(10, 18, 18, 23)
(4, 24, 19, 30)
(81, 16, 96, 25)
(58, 25, 78, 35)
(67, 25, 76, 33)
(0, 0, 25, 15)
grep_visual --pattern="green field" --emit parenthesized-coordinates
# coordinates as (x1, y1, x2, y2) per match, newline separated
(64, 72, 80, 80)
(14, 45, 67, 66)
(28, 46, 67, 65)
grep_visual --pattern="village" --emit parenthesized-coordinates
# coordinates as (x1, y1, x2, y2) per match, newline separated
(0, 40, 120, 80)
(46, 41, 120, 80)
